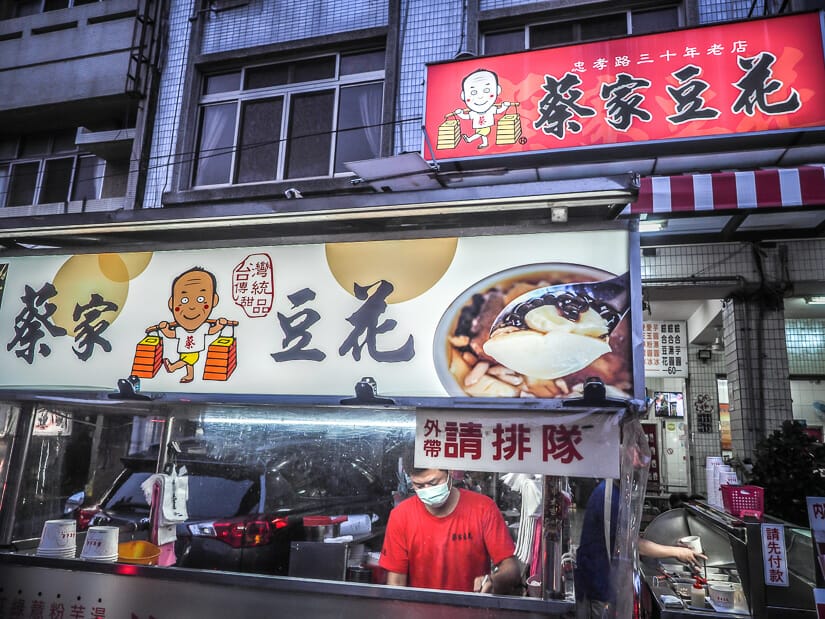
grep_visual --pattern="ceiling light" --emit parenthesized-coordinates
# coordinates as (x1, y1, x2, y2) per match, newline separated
(805, 296, 825, 305)
(639, 219, 667, 233)
(550, 205, 568, 222)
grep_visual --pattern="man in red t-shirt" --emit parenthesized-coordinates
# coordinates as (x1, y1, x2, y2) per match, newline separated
(379, 468, 520, 593)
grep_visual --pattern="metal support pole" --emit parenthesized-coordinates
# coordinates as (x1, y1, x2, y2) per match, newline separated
(542, 475, 565, 599)
(0, 403, 34, 546)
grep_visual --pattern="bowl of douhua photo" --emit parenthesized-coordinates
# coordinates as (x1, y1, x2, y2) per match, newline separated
(433, 262, 633, 400)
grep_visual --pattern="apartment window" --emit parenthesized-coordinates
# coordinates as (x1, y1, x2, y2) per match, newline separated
(0, 134, 104, 207)
(0, 0, 104, 19)
(482, 5, 681, 53)
(192, 49, 385, 187)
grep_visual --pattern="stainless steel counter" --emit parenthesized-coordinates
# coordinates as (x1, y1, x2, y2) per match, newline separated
(0, 551, 573, 619)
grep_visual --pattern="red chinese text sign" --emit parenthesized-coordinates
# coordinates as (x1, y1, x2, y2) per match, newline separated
(423, 12, 825, 160)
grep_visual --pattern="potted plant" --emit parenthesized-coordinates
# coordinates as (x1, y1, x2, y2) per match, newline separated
(743, 420, 825, 526)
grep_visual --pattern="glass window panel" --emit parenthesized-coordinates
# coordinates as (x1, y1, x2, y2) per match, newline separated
(334, 82, 383, 173)
(632, 7, 679, 34)
(245, 63, 289, 90)
(204, 72, 242, 95)
(340, 50, 385, 75)
(285, 90, 334, 179)
(39, 157, 74, 203)
(580, 13, 628, 41)
(530, 21, 576, 48)
(194, 103, 237, 187)
(292, 56, 336, 83)
(74, 0, 101, 5)
(236, 98, 283, 184)
(71, 155, 103, 201)
(7, 161, 39, 207)
(484, 29, 526, 54)
(11, 407, 161, 542)
(44, 0, 70, 11)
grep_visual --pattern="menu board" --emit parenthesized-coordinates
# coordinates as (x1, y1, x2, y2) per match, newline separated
(643, 321, 688, 377)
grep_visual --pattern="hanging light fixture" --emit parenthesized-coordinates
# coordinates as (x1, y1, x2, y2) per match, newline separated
(711, 327, 724, 352)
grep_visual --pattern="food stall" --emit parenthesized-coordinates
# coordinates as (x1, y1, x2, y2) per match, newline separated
(0, 215, 654, 618)
(639, 501, 818, 618)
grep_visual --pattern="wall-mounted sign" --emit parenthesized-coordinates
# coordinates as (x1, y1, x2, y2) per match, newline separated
(761, 523, 789, 587)
(808, 496, 825, 582)
(424, 13, 825, 162)
(643, 321, 688, 377)
(415, 409, 620, 478)
(0, 230, 639, 399)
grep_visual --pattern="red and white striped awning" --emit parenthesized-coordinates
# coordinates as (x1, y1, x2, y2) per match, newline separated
(626, 165, 825, 214)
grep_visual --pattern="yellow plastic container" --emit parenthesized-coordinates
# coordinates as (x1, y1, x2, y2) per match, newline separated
(118, 540, 161, 565)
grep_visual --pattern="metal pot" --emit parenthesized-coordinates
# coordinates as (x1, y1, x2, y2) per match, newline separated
(302, 515, 345, 541)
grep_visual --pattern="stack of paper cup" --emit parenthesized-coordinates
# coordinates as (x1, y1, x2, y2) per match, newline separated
(679, 535, 703, 554)
(80, 526, 120, 562)
(706, 457, 724, 507)
(37, 519, 77, 558)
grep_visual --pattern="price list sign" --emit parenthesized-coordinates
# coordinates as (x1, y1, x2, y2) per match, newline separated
(643, 321, 687, 377)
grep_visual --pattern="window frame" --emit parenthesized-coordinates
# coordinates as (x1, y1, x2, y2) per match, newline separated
(193, 50, 385, 189)
(481, 4, 684, 54)
(0, 135, 105, 208)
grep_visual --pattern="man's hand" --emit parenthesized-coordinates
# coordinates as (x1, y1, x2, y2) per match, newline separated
(473, 573, 492, 593)
(673, 545, 707, 568)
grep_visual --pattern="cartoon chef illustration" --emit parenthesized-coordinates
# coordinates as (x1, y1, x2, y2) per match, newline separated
(150, 266, 232, 383)
(454, 68, 512, 149)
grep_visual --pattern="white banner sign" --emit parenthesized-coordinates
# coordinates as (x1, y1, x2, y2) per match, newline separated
(0, 229, 636, 399)
(761, 523, 789, 587)
(643, 320, 688, 377)
(32, 409, 72, 436)
(414, 409, 620, 478)
(809, 497, 825, 531)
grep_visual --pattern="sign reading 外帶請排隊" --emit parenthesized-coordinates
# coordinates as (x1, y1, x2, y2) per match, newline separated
(423, 13, 825, 162)
(0, 229, 640, 400)
(414, 409, 620, 478)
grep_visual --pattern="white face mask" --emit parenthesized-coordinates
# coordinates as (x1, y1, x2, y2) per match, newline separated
(415, 478, 451, 507)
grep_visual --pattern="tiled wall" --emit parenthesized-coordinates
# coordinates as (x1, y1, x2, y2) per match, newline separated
(722, 296, 792, 456)
(144, 0, 195, 209)
(698, 0, 764, 23)
(200, 0, 388, 55)
(686, 344, 726, 495)
(787, 319, 825, 375)
(395, 0, 466, 154)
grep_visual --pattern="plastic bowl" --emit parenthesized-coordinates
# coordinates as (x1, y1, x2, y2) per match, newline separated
(118, 540, 161, 565)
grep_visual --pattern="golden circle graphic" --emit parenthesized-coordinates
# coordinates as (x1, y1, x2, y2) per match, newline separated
(51, 254, 129, 335)
(99, 252, 152, 282)
(325, 238, 458, 303)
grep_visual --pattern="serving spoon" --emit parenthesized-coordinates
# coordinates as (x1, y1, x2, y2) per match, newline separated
(488, 271, 631, 336)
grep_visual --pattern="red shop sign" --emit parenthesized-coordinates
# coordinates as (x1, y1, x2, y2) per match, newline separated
(423, 12, 825, 160)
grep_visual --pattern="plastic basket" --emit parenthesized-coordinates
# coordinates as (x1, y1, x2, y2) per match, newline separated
(720, 485, 764, 519)
(118, 540, 161, 565)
